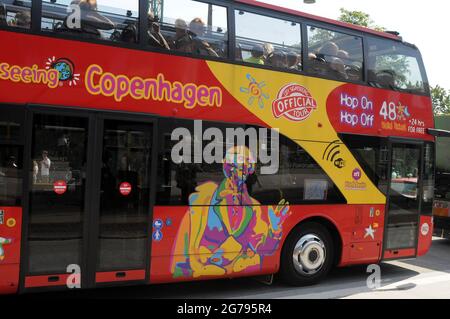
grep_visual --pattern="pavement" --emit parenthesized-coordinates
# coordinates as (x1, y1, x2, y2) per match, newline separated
(22, 237, 450, 299)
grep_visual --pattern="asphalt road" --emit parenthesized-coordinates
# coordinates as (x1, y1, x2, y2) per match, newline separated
(23, 238, 450, 299)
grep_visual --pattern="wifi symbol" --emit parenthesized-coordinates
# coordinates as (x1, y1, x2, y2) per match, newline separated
(323, 140, 345, 169)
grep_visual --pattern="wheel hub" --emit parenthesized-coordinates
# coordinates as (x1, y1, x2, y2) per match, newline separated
(292, 234, 326, 276)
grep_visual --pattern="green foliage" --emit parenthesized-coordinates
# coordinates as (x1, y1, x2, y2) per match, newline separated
(338, 8, 385, 31)
(431, 85, 450, 115)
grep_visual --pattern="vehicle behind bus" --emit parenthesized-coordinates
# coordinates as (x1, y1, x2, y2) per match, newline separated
(433, 115, 450, 238)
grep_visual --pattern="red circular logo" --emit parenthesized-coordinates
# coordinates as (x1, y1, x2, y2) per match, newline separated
(272, 83, 317, 122)
(119, 182, 132, 196)
(53, 180, 67, 195)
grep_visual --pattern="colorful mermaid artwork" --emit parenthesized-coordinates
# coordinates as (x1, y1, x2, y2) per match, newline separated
(171, 146, 291, 279)
(0, 237, 12, 261)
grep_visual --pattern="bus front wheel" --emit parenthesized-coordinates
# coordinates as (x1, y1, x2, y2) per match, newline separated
(280, 222, 334, 286)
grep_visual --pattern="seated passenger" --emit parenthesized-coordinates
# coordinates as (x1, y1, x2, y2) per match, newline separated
(120, 22, 138, 43)
(329, 57, 348, 80)
(287, 52, 301, 70)
(63, 0, 115, 39)
(10, 10, 31, 28)
(337, 50, 349, 60)
(244, 45, 265, 65)
(148, 12, 170, 50)
(171, 18, 193, 53)
(267, 51, 288, 68)
(188, 18, 219, 57)
(263, 43, 274, 60)
(316, 41, 339, 60)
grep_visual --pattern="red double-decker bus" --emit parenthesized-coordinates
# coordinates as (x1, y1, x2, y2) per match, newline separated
(0, 0, 436, 294)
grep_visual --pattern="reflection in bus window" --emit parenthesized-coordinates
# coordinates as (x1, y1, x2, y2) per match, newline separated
(28, 114, 88, 274)
(390, 145, 420, 208)
(156, 119, 241, 206)
(41, 0, 138, 43)
(307, 26, 363, 82)
(248, 133, 345, 205)
(0, 0, 31, 29)
(155, 0, 228, 57)
(340, 134, 389, 194)
(235, 10, 302, 71)
(367, 38, 428, 94)
(0, 146, 22, 206)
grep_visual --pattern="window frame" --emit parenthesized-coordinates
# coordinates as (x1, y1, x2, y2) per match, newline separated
(234, 8, 304, 73)
(365, 35, 430, 96)
(305, 22, 366, 84)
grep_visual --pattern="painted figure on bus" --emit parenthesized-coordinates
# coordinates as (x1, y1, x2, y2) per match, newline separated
(171, 146, 291, 279)
(0, 237, 12, 261)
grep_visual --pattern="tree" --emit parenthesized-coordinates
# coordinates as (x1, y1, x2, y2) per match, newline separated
(338, 8, 385, 31)
(431, 85, 450, 115)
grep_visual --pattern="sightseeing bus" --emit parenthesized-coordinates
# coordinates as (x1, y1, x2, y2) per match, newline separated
(433, 115, 450, 238)
(0, 0, 436, 294)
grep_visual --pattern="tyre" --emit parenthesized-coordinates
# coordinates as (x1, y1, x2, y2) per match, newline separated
(280, 222, 334, 286)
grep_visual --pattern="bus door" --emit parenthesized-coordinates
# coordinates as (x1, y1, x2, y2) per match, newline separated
(24, 110, 155, 291)
(90, 117, 154, 287)
(383, 140, 423, 259)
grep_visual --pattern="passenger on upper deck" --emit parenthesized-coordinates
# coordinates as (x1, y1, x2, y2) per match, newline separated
(119, 22, 138, 43)
(10, 10, 30, 28)
(316, 41, 339, 61)
(267, 50, 288, 68)
(63, 0, 115, 39)
(287, 51, 301, 70)
(244, 45, 265, 65)
(188, 18, 219, 57)
(148, 12, 170, 50)
(171, 18, 193, 53)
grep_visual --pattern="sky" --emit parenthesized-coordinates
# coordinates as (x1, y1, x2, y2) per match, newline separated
(96, 0, 449, 90)
(260, 0, 450, 90)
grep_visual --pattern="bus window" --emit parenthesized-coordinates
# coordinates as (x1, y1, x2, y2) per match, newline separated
(235, 10, 302, 71)
(0, 0, 31, 29)
(156, 119, 241, 206)
(156, 0, 228, 58)
(307, 26, 363, 82)
(340, 134, 389, 194)
(41, 0, 139, 43)
(248, 132, 345, 205)
(367, 38, 428, 94)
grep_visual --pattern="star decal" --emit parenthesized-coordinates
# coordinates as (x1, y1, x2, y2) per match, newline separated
(364, 225, 376, 240)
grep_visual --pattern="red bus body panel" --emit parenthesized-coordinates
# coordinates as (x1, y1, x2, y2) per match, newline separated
(0, 207, 22, 294)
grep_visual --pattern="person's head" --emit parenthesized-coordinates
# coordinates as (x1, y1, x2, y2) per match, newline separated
(268, 51, 287, 68)
(189, 18, 205, 37)
(250, 45, 264, 59)
(174, 18, 188, 36)
(14, 10, 31, 28)
(319, 41, 339, 57)
(80, 0, 97, 10)
(42, 151, 48, 158)
(329, 57, 347, 78)
(287, 52, 300, 68)
(120, 23, 137, 43)
(337, 50, 349, 60)
(263, 43, 274, 58)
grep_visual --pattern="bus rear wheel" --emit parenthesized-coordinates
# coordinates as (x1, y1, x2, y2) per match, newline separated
(280, 222, 334, 286)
